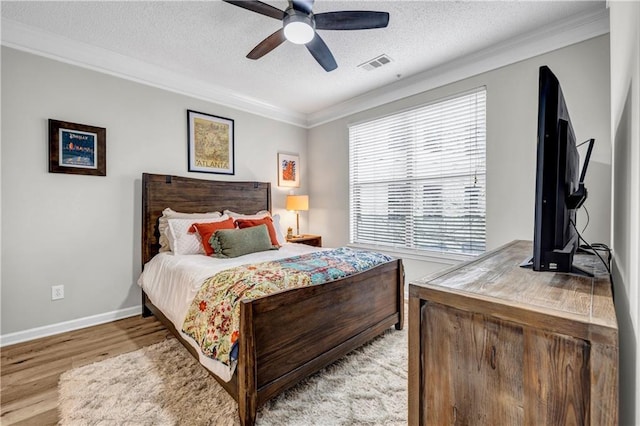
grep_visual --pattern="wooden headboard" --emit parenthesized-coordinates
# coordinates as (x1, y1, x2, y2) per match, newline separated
(141, 173, 272, 267)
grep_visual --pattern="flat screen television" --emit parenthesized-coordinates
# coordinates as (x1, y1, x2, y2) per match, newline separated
(522, 65, 594, 276)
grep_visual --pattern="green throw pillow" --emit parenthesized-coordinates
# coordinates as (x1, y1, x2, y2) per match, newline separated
(210, 224, 277, 258)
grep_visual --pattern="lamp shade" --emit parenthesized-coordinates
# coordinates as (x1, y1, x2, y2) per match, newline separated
(286, 195, 309, 211)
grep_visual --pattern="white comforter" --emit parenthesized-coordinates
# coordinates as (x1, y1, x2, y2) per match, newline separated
(137, 243, 324, 381)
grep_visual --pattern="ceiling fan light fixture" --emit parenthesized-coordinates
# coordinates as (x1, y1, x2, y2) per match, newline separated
(283, 13, 315, 44)
(222, 1, 390, 72)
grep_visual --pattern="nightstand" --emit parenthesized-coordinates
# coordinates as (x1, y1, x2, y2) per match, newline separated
(286, 234, 322, 247)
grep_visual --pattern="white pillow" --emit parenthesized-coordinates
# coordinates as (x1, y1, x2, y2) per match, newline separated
(166, 215, 230, 255)
(158, 208, 221, 252)
(223, 209, 270, 221)
(271, 213, 286, 246)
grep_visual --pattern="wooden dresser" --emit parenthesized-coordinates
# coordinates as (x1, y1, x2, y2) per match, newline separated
(408, 240, 618, 425)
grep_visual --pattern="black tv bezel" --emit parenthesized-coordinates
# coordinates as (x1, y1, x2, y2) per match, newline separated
(522, 65, 593, 277)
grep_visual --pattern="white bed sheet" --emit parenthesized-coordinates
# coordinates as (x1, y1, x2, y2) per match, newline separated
(137, 243, 325, 382)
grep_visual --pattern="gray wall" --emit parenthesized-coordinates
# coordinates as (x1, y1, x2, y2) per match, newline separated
(1, 47, 308, 336)
(308, 35, 611, 283)
(610, 2, 640, 425)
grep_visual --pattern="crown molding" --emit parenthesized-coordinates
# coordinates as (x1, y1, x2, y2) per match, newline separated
(1, 18, 308, 128)
(306, 7, 610, 128)
(2, 8, 609, 130)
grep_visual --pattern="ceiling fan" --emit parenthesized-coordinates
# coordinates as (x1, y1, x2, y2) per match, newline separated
(222, 0, 390, 72)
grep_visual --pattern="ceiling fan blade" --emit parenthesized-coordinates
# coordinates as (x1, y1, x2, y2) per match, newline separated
(306, 34, 337, 72)
(315, 11, 389, 30)
(223, 0, 285, 20)
(247, 28, 286, 59)
(291, 0, 314, 14)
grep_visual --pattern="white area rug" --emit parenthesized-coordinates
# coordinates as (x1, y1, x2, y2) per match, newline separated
(58, 327, 407, 425)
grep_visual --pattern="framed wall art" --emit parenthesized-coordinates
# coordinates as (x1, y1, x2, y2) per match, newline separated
(48, 119, 106, 176)
(278, 152, 300, 187)
(187, 110, 234, 175)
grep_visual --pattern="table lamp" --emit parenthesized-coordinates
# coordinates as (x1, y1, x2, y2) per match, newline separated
(286, 194, 309, 237)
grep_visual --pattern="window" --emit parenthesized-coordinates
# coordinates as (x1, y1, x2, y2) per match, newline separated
(349, 88, 486, 256)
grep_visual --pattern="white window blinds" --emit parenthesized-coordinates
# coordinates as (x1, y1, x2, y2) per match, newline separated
(349, 88, 486, 256)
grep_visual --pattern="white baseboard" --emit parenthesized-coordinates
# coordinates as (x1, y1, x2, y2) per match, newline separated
(0, 306, 142, 348)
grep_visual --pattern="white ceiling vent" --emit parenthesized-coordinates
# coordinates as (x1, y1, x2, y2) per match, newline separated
(358, 54, 393, 71)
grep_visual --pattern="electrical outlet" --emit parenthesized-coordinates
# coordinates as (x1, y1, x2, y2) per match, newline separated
(52, 285, 64, 300)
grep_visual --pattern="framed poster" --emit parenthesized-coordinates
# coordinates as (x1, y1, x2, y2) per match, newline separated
(187, 110, 234, 175)
(278, 152, 300, 187)
(48, 119, 106, 176)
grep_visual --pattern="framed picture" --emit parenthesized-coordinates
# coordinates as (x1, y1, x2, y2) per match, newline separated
(187, 110, 234, 175)
(48, 119, 106, 176)
(278, 152, 300, 187)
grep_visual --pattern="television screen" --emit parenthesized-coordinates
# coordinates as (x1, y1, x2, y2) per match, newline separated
(522, 66, 594, 276)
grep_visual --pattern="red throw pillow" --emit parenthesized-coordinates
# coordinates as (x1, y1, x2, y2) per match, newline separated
(235, 217, 280, 247)
(190, 218, 235, 255)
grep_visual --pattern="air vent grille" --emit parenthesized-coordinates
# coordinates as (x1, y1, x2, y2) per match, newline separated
(358, 54, 393, 71)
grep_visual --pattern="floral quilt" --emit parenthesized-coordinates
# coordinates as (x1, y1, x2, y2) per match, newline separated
(182, 247, 393, 366)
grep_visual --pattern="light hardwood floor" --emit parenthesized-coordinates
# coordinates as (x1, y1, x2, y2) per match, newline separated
(1, 315, 172, 425)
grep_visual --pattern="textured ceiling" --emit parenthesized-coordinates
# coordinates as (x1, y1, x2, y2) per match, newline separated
(1, 1, 606, 117)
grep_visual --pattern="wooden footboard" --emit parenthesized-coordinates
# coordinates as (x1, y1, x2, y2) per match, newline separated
(237, 259, 404, 425)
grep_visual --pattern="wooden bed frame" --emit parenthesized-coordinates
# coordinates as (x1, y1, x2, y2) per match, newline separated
(140, 173, 404, 426)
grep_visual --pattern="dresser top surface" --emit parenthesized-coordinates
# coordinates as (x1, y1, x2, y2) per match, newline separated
(410, 240, 617, 332)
